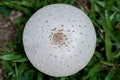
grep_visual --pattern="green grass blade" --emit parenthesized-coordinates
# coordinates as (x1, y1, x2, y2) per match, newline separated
(96, 1, 105, 8)
(14, 63, 18, 78)
(117, 0, 120, 8)
(84, 63, 102, 79)
(0, 54, 17, 60)
(105, 69, 116, 80)
(100, 61, 114, 66)
(1, 1, 31, 15)
(0, 6, 12, 16)
(37, 72, 43, 80)
(106, 0, 114, 11)
(60, 77, 68, 80)
(105, 33, 112, 60)
(17, 63, 27, 76)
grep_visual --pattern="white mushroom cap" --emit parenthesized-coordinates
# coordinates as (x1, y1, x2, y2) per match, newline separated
(23, 4, 96, 77)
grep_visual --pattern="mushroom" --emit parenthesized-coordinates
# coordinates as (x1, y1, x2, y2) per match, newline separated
(23, 4, 96, 77)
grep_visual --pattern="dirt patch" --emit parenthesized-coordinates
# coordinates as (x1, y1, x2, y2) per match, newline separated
(0, 10, 22, 80)
(0, 18, 15, 44)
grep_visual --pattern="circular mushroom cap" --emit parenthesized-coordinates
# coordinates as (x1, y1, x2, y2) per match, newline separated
(23, 4, 96, 77)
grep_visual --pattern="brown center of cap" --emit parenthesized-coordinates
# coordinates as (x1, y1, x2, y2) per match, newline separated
(52, 32, 67, 46)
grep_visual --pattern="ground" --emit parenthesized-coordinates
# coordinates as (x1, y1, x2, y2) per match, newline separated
(0, 10, 22, 80)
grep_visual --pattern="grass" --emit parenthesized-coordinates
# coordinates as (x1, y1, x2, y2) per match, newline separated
(0, 0, 120, 80)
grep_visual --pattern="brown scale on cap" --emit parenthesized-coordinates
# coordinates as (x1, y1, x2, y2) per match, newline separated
(51, 28, 56, 31)
(58, 29, 64, 32)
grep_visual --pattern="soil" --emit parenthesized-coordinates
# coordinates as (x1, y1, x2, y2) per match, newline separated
(0, 10, 22, 80)
(0, 15, 15, 80)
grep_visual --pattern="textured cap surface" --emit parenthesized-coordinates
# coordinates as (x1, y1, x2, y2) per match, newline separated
(23, 4, 96, 77)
